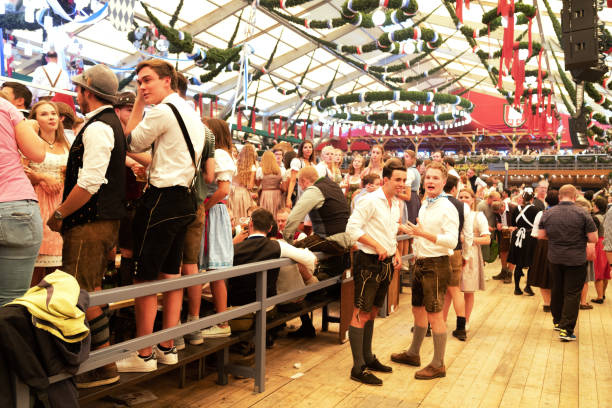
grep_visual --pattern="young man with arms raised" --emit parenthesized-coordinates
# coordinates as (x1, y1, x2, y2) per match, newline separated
(345, 158, 406, 385)
(117, 59, 205, 371)
(391, 161, 459, 380)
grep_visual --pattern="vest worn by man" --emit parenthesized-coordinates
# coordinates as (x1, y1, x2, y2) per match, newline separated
(62, 108, 127, 232)
(229, 237, 282, 306)
(447, 196, 465, 251)
(309, 177, 350, 237)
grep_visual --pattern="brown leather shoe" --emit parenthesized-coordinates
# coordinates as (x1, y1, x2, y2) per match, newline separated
(390, 351, 420, 366)
(414, 364, 446, 380)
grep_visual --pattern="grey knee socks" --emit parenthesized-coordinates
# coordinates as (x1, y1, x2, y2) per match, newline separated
(431, 332, 447, 368)
(349, 326, 365, 373)
(363, 320, 374, 364)
(407, 325, 427, 356)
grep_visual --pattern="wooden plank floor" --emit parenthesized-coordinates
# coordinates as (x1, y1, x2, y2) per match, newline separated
(87, 261, 612, 408)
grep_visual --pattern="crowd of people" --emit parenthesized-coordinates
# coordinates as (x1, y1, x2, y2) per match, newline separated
(1, 56, 611, 394)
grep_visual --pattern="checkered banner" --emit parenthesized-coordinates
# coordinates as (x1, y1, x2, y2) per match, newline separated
(108, 0, 136, 32)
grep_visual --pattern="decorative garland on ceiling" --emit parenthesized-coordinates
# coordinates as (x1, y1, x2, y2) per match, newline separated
(386, 49, 468, 84)
(436, 67, 475, 92)
(261, 0, 418, 30)
(268, 51, 315, 96)
(330, 110, 469, 128)
(310, 90, 474, 112)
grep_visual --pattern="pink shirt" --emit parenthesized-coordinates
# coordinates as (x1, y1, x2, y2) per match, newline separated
(0, 98, 37, 203)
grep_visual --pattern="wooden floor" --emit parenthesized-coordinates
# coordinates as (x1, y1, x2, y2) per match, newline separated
(88, 261, 612, 408)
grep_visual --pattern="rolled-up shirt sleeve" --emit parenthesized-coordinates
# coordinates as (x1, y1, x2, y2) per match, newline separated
(436, 206, 459, 249)
(346, 197, 372, 243)
(77, 122, 114, 194)
(278, 240, 316, 273)
(283, 186, 325, 243)
(129, 105, 167, 153)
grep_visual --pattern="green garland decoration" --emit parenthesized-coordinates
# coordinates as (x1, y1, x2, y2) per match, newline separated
(0, 13, 41, 31)
(268, 51, 314, 96)
(551, 50, 576, 103)
(386, 49, 468, 84)
(457, 77, 487, 96)
(169, 0, 184, 28)
(141, 3, 193, 54)
(312, 90, 474, 112)
(228, 9, 244, 48)
(330, 111, 464, 127)
(262, 0, 418, 30)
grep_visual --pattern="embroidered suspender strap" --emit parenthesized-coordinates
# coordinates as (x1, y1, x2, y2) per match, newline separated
(165, 102, 202, 190)
(42, 67, 62, 88)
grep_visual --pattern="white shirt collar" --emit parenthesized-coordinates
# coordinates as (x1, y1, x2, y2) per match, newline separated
(85, 104, 113, 119)
(248, 233, 266, 238)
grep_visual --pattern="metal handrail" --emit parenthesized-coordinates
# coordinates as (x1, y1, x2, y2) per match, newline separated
(14, 235, 413, 404)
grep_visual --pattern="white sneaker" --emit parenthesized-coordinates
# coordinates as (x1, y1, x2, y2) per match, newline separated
(201, 324, 231, 338)
(116, 352, 157, 372)
(155, 345, 178, 365)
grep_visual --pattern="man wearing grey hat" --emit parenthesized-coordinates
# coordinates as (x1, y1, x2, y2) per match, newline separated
(47, 64, 126, 389)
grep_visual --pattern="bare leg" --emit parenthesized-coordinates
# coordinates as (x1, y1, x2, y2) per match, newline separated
(159, 273, 183, 349)
(580, 283, 589, 306)
(447, 286, 466, 318)
(428, 311, 446, 334)
(211, 279, 227, 314)
(134, 281, 158, 356)
(442, 290, 452, 322)
(595, 280, 604, 300)
(540, 288, 551, 306)
(413, 305, 428, 328)
(464, 292, 475, 323)
(181, 263, 201, 317)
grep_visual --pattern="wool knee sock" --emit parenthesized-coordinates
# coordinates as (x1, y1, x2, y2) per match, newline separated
(431, 332, 447, 368)
(349, 326, 366, 373)
(363, 320, 375, 364)
(407, 325, 427, 357)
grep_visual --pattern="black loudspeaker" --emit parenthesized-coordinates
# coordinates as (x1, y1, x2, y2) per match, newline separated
(561, 0, 608, 82)
(569, 116, 590, 148)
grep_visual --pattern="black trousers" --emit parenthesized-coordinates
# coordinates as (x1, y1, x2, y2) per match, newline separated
(550, 262, 587, 334)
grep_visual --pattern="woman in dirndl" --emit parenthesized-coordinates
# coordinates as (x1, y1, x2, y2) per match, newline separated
(527, 190, 559, 312)
(199, 118, 236, 337)
(508, 191, 540, 296)
(458, 188, 491, 329)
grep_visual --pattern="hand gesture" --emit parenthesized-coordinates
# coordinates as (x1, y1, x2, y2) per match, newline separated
(404, 219, 424, 238)
(285, 198, 293, 209)
(24, 119, 40, 134)
(374, 243, 388, 261)
(47, 214, 62, 232)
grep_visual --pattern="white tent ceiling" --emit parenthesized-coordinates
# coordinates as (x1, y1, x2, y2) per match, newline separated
(6, 0, 612, 122)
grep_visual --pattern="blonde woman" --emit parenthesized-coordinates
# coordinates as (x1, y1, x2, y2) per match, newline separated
(342, 154, 364, 200)
(332, 148, 344, 184)
(286, 141, 315, 209)
(361, 144, 384, 178)
(26, 101, 70, 284)
(257, 151, 283, 219)
(315, 145, 335, 179)
(229, 144, 256, 220)
(458, 188, 491, 328)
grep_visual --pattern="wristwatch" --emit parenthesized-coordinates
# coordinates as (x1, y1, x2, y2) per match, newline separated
(53, 210, 64, 220)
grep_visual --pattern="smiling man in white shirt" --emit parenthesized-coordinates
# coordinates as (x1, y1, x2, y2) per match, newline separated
(391, 161, 459, 380)
(345, 158, 406, 386)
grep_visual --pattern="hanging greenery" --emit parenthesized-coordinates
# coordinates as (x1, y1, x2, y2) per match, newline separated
(140, 3, 193, 54)
(262, 0, 418, 30)
(457, 77, 487, 96)
(436, 68, 474, 92)
(169, 0, 184, 28)
(0, 13, 41, 31)
(386, 49, 467, 84)
(311, 90, 474, 112)
(268, 51, 314, 96)
(330, 110, 465, 127)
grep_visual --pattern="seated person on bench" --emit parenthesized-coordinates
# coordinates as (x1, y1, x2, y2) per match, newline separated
(228, 208, 316, 311)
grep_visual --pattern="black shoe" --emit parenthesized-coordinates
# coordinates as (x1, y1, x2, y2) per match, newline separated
(350, 368, 383, 386)
(503, 275, 512, 284)
(591, 298, 604, 304)
(452, 329, 467, 341)
(492, 270, 506, 280)
(523, 286, 535, 296)
(365, 356, 392, 373)
(287, 325, 316, 338)
(514, 288, 523, 296)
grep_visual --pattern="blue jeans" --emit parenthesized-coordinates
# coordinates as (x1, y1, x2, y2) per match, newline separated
(0, 200, 43, 306)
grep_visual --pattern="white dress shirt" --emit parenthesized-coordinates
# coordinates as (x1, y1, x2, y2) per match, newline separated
(130, 93, 204, 188)
(460, 202, 474, 259)
(531, 211, 544, 238)
(346, 187, 401, 256)
(77, 105, 115, 195)
(30, 62, 71, 101)
(413, 196, 460, 258)
(249, 233, 316, 273)
(315, 161, 332, 179)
